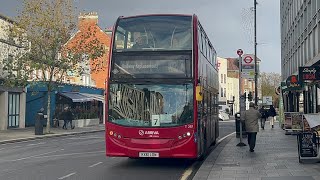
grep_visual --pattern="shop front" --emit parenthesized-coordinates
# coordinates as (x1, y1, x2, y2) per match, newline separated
(54, 92, 104, 127)
(26, 82, 104, 127)
(299, 66, 320, 114)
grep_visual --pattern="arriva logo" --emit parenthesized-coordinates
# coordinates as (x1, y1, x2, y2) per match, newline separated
(138, 130, 144, 136)
(138, 130, 159, 136)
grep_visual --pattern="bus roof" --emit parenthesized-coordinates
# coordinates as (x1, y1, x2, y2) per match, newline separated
(118, 14, 194, 20)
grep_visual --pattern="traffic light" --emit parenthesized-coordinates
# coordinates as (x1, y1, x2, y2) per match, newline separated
(248, 92, 253, 101)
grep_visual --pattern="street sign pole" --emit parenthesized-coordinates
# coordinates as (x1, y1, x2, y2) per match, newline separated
(236, 50, 246, 147)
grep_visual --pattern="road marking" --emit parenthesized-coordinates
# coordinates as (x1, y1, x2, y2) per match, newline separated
(180, 162, 197, 180)
(180, 132, 236, 180)
(58, 172, 76, 179)
(217, 132, 236, 143)
(12, 149, 61, 161)
(68, 137, 103, 140)
(0, 148, 5, 151)
(30, 150, 104, 159)
(89, 162, 102, 168)
(27, 142, 46, 146)
(13, 146, 22, 148)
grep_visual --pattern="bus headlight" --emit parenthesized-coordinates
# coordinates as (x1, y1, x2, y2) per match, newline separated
(186, 132, 191, 137)
(109, 131, 114, 136)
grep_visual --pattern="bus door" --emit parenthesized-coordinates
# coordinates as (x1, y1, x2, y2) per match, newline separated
(200, 89, 209, 154)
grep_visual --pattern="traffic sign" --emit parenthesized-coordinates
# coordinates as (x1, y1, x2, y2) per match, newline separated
(263, 96, 273, 105)
(237, 49, 243, 56)
(243, 56, 253, 64)
(241, 55, 255, 79)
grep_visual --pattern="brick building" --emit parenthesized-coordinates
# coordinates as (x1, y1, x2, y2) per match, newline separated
(65, 12, 111, 89)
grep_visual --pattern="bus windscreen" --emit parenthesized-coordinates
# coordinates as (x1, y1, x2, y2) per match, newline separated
(108, 83, 194, 127)
(113, 15, 192, 51)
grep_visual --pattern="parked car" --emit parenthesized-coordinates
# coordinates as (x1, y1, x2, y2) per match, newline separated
(219, 110, 230, 121)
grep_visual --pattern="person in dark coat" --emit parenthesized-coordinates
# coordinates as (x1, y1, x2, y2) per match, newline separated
(241, 102, 261, 152)
(259, 106, 268, 130)
(268, 105, 277, 128)
(61, 107, 74, 130)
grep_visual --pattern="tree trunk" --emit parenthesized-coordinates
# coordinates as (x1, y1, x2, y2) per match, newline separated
(46, 90, 51, 134)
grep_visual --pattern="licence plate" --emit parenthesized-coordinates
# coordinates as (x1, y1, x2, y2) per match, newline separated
(139, 152, 159, 157)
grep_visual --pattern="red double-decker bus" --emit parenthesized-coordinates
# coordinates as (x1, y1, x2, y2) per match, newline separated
(106, 14, 219, 159)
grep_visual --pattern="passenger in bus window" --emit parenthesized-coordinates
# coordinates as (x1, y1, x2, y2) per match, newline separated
(132, 36, 148, 49)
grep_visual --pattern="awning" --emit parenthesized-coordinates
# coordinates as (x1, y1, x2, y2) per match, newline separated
(304, 114, 320, 128)
(59, 92, 93, 103)
(81, 93, 105, 102)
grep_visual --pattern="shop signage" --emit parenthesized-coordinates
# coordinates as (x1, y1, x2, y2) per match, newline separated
(298, 132, 318, 157)
(299, 66, 320, 82)
(286, 75, 301, 88)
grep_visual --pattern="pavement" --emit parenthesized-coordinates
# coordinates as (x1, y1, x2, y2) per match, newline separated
(0, 124, 105, 144)
(193, 121, 320, 180)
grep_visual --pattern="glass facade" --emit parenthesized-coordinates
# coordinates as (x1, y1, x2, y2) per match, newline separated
(281, 0, 320, 80)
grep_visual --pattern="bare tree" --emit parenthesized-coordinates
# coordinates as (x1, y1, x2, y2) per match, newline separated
(260, 72, 281, 107)
(3, 0, 105, 133)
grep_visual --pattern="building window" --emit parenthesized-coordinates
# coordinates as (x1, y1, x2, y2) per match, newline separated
(221, 74, 223, 83)
(8, 93, 20, 128)
(318, 23, 320, 54)
(309, 33, 312, 61)
(315, 26, 319, 54)
(224, 88, 226, 97)
(221, 88, 223, 97)
(224, 74, 226, 84)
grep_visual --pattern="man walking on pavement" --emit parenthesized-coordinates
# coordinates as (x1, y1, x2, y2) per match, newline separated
(268, 105, 276, 128)
(259, 106, 268, 130)
(61, 106, 74, 130)
(241, 102, 261, 152)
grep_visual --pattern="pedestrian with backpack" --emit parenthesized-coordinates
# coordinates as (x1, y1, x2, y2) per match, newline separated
(268, 105, 277, 128)
(259, 106, 268, 130)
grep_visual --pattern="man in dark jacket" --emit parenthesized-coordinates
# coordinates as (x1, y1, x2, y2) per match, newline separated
(259, 106, 268, 130)
(268, 105, 277, 128)
(61, 107, 74, 130)
(241, 102, 261, 152)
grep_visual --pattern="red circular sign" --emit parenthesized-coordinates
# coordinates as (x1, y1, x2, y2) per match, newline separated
(237, 49, 243, 56)
(244, 56, 253, 64)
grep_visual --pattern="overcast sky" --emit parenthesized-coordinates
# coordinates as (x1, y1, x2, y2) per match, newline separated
(0, 0, 281, 73)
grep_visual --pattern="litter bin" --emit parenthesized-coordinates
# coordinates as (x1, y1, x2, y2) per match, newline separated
(35, 110, 44, 135)
(235, 112, 247, 138)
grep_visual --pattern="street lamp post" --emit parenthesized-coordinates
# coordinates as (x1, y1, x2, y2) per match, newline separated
(254, 0, 258, 105)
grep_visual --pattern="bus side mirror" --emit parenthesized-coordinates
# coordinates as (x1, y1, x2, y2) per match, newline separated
(196, 86, 203, 102)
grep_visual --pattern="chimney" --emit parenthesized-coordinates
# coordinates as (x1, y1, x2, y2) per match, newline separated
(78, 12, 98, 31)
